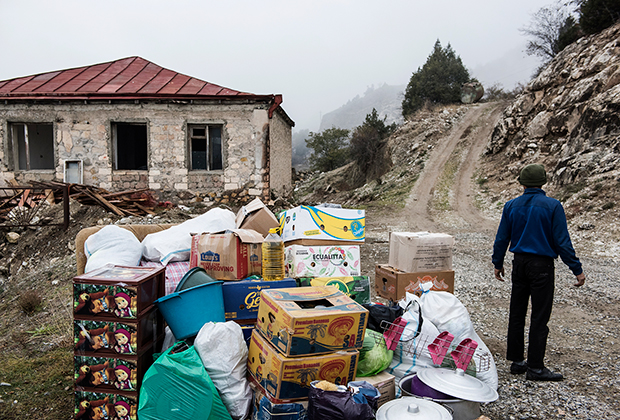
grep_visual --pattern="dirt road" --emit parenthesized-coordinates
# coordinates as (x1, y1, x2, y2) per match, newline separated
(404, 102, 503, 233)
(361, 102, 620, 419)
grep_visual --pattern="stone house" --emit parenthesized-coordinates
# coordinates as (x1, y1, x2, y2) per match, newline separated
(0, 56, 294, 203)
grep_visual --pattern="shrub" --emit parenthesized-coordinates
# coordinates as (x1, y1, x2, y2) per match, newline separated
(350, 109, 397, 173)
(580, 0, 620, 35)
(305, 127, 351, 172)
(18, 290, 43, 315)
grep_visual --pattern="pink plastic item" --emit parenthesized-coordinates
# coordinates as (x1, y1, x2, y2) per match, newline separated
(427, 331, 454, 365)
(383, 317, 408, 351)
(451, 338, 478, 370)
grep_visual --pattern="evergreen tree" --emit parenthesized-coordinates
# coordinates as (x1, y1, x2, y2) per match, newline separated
(579, 0, 620, 35)
(305, 127, 350, 172)
(350, 109, 397, 169)
(401, 40, 470, 117)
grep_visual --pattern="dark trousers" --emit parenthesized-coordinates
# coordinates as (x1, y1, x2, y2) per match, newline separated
(507, 253, 555, 369)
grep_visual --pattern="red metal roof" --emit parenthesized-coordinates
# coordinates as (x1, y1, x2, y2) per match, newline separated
(0, 56, 264, 101)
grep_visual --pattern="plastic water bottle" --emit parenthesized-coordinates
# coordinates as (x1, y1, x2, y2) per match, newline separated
(262, 228, 285, 281)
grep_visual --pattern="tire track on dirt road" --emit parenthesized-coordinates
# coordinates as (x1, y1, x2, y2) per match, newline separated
(404, 102, 505, 233)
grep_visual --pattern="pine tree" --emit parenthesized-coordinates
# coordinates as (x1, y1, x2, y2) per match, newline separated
(401, 40, 470, 117)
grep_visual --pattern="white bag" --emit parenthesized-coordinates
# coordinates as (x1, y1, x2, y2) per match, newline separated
(417, 287, 499, 390)
(141, 207, 236, 265)
(84, 225, 143, 273)
(386, 297, 440, 396)
(194, 321, 252, 420)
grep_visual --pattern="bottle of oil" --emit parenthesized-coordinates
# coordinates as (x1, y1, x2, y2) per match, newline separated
(262, 228, 285, 281)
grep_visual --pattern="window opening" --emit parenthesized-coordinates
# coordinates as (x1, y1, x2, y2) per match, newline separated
(10, 123, 54, 170)
(113, 123, 148, 170)
(64, 160, 83, 184)
(189, 124, 223, 170)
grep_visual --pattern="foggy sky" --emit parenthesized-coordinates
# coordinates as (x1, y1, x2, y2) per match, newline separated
(0, 0, 550, 130)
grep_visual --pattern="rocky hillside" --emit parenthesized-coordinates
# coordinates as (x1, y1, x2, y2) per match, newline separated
(482, 22, 620, 217)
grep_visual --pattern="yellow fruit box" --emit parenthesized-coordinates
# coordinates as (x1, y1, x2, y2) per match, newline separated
(279, 205, 365, 243)
(255, 286, 368, 357)
(248, 330, 359, 400)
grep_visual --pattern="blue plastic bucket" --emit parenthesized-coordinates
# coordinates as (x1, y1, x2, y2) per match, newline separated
(155, 281, 225, 339)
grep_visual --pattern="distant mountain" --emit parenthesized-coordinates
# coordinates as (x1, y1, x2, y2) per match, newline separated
(319, 84, 405, 131)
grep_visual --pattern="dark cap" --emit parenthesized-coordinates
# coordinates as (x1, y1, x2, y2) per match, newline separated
(518, 164, 547, 187)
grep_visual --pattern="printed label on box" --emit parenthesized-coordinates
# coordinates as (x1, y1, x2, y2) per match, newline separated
(75, 390, 137, 420)
(280, 206, 365, 242)
(248, 330, 358, 400)
(255, 287, 368, 357)
(75, 356, 138, 392)
(285, 245, 361, 277)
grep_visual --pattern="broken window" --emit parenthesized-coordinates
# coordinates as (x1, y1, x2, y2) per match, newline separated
(189, 124, 223, 171)
(113, 122, 148, 170)
(9, 123, 55, 170)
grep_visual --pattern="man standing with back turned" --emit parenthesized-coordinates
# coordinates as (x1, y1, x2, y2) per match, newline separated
(492, 163, 586, 381)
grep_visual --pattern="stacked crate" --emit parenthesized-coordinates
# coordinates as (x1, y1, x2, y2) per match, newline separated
(72, 264, 165, 420)
(247, 286, 368, 405)
(375, 232, 455, 301)
(280, 205, 371, 305)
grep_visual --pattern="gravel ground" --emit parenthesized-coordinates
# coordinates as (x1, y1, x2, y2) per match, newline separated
(361, 212, 620, 420)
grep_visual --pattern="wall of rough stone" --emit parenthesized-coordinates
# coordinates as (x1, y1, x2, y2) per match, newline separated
(269, 110, 293, 197)
(0, 101, 292, 203)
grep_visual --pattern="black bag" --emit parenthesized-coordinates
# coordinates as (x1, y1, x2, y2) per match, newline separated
(362, 302, 404, 333)
(307, 384, 375, 420)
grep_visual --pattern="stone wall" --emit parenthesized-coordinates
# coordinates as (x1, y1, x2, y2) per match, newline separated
(0, 100, 292, 203)
(269, 110, 293, 197)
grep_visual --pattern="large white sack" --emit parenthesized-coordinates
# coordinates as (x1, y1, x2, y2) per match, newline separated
(194, 321, 252, 420)
(387, 297, 440, 396)
(416, 286, 499, 390)
(141, 207, 236, 265)
(84, 225, 143, 273)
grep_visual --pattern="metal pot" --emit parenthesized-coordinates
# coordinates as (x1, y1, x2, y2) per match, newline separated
(376, 396, 453, 420)
(399, 374, 482, 420)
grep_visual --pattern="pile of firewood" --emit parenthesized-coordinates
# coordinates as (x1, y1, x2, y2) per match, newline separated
(30, 181, 160, 217)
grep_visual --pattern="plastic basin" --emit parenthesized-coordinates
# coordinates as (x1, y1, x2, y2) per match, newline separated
(155, 281, 225, 339)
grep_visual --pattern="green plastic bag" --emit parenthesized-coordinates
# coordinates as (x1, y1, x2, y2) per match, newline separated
(138, 342, 232, 420)
(356, 329, 394, 377)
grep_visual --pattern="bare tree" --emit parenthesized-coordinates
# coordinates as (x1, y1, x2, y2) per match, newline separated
(520, 1, 576, 61)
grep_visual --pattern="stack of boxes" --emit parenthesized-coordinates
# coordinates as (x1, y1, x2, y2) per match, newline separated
(187, 198, 297, 345)
(281, 205, 371, 305)
(375, 231, 455, 301)
(72, 265, 166, 419)
(247, 286, 368, 419)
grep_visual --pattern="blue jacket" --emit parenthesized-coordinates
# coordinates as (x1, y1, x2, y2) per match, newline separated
(492, 188, 583, 276)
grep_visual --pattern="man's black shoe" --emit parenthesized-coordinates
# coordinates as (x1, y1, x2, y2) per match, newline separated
(526, 367, 563, 381)
(510, 361, 528, 374)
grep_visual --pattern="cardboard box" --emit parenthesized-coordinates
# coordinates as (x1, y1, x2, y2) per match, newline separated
(248, 330, 359, 400)
(249, 377, 308, 420)
(223, 278, 297, 320)
(296, 276, 371, 305)
(375, 264, 455, 301)
(73, 265, 165, 319)
(255, 286, 368, 357)
(279, 205, 365, 243)
(285, 244, 361, 277)
(74, 308, 163, 358)
(74, 342, 160, 393)
(388, 231, 454, 272)
(189, 229, 264, 280)
(75, 390, 137, 420)
(236, 198, 280, 237)
(355, 370, 395, 407)
(233, 319, 256, 347)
